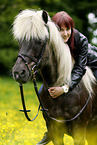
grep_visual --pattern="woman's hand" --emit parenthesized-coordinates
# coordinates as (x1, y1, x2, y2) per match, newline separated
(48, 87, 64, 98)
(48, 85, 69, 98)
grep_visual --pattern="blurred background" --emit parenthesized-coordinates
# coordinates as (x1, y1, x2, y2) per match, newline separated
(0, 1, 97, 144)
(0, 0, 97, 76)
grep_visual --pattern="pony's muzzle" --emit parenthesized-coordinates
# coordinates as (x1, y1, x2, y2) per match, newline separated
(13, 69, 26, 82)
(14, 70, 25, 78)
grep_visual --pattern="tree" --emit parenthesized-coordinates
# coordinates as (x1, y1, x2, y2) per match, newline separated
(0, 0, 97, 75)
(38, 0, 97, 41)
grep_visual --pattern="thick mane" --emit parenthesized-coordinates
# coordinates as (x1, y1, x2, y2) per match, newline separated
(13, 9, 96, 95)
(47, 20, 73, 86)
(12, 9, 49, 40)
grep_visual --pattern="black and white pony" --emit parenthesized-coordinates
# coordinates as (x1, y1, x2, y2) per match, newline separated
(12, 9, 97, 145)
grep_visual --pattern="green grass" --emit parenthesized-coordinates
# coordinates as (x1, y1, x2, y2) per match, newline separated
(0, 76, 88, 145)
(0, 76, 47, 145)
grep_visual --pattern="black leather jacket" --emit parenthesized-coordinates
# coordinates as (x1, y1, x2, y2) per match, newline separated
(69, 29, 97, 91)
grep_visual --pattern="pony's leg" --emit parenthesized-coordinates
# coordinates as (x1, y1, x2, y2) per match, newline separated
(42, 112, 65, 145)
(48, 121, 64, 145)
(72, 124, 86, 145)
(51, 132, 64, 145)
(86, 125, 97, 145)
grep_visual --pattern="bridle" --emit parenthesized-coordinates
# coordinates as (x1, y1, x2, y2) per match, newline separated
(18, 38, 48, 80)
(18, 38, 48, 121)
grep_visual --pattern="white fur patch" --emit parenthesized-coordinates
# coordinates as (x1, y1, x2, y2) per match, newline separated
(47, 21, 73, 85)
(12, 9, 49, 40)
(82, 67, 96, 95)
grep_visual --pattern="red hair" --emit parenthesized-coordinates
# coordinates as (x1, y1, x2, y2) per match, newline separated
(52, 11, 75, 57)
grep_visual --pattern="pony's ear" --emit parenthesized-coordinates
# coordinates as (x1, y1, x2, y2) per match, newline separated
(42, 10, 48, 24)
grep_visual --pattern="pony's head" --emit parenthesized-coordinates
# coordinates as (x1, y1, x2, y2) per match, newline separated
(12, 9, 50, 83)
(12, 9, 74, 87)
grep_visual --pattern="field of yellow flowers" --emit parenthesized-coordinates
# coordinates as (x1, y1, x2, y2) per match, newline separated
(0, 76, 88, 145)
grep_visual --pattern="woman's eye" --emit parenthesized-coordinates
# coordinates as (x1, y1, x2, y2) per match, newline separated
(60, 27, 70, 31)
(66, 27, 70, 30)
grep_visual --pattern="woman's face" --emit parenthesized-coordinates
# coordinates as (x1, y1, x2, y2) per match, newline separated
(59, 26, 71, 43)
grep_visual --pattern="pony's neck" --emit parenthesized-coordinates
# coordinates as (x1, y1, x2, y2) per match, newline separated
(40, 43, 58, 87)
(40, 40, 73, 88)
(46, 21, 73, 87)
(40, 21, 73, 87)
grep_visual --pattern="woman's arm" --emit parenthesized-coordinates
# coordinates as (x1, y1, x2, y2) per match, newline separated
(48, 31, 88, 98)
(69, 31, 88, 90)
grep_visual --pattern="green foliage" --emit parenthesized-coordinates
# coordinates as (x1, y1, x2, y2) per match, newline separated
(0, 0, 38, 75)
(0, 48, 18, 71)
(0, 0, 97, 75)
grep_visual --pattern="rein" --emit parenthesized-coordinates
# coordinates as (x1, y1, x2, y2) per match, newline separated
(19, 74, 91, 123)
(19, 83, 40, 121)
(18, 38, 48, 121)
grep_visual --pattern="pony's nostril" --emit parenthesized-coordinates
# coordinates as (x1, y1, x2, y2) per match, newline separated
(14, 71, 19, 79)
(14, 70, 25, 79)
(19, 70, 25, 78)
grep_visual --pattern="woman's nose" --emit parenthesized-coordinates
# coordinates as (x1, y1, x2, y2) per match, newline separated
(63, 30, 67, 35)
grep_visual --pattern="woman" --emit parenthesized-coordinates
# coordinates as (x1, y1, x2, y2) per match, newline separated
(37, 11, 97, 145)
(48, 11, 97, 98)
